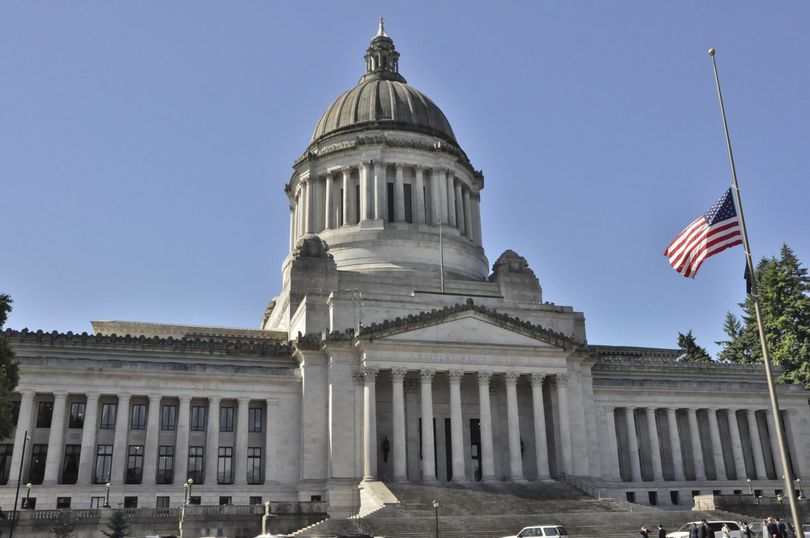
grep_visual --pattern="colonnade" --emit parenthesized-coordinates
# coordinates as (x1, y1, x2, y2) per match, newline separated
(606, 405, 796, 483)
(360, 368, 569, 483)
(6, 391, 278, 488)
(290, 162, 482, 248)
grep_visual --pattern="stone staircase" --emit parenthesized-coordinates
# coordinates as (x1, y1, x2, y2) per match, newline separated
(292, 481, 753, 538)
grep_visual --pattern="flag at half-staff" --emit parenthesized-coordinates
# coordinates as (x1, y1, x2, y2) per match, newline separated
(664, 187, 742, 277)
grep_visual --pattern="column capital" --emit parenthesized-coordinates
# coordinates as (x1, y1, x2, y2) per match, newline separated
(746, 408, 758, 416)
(686, 407, 699, 414)
(645, 407, 658, 415)
(117, 393, 132, 401)
(85, 391, 100, 401)
(625, 405, 637, 412)
(362, 160, 374, 167)
(666, 407, 678, 415)
(148, 394, 162, 403)
(341, 166, 352, 176)
(52, 391, 69, 400)
(707, 406, 720, 413)
(391, 368, 408, 383)
(208, 396, 221, 404)
(603, 405, 616, 413)
(353, 371, 365, 385)
(447, 370, 465, 384)
(178, 395, 192, 403)
(395, 162, 404, 171)
(362, 367, 379, 383)
(477, 371, 493, 385)
(419, 369, 435, 383)
(504, 371, 520, 384)
(237, 397, 251, 405)
(530, 372, 546, 387)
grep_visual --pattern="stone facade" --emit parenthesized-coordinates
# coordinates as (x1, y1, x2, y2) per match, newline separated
(2, 20, 808, 520)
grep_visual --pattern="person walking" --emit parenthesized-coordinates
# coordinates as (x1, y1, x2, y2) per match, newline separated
(766, 517, 780, 538)
(641, 525, 651, 538)
(658, 524, 666, 538)
(721, 523, 732, 538)
(741, 520, 752, 538)
(698, 520, 710, 538)
(689, 523, 700, 538)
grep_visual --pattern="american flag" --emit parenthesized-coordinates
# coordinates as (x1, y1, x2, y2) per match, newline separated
(664, 188, 743, 278)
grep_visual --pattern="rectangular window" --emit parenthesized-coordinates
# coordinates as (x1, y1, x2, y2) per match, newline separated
(161, 404, 177, 430)
(247, 447, 262, 484)
(191, 406, 206, 431)
(404, 183, 413, 223)
(219, 496, 232, 506)
(187, 446, 204, 484)
(217, 447, 233, 484)
(123, 496, 138, 509)
(95, 445, 113, 483)
(62, 444, 81, 484)
(220, 407, 234, 432)
(90, 497, 105, 509)
(10, 401, 20, 425)
(248, 407, 262, 433)
(157, 446, 174, 484)
(68, 402, 85, 428)
(188, 496, 201, 505)
(28, 444, 47, 484)
(156, 496, 170, 509)
(131, 404, 146, 430)
(126, 445, 144, 484)
(0, 444, 13, 485)
(100, 403, 117, 429)
(387, 182, 395, 222)
(249, 496, 263, 505)
(56, 497, 71, 509)
(36, 401, 53, 428)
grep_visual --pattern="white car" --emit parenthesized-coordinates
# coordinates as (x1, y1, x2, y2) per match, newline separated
(666, 521, 742, 538)
(500, 525, 569, 538)
(802, 523, 810, 538)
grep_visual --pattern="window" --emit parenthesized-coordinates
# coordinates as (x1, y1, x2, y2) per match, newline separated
(10, 401, 20, 425)
(219, 496, 232, 506)
(62, 445, 81, 484)
(250, 496, 263, 505)
(90, 497, 105, 509)
(124, 496, 138, 508)
(156, 496, 170, 509)
(100, 403, 117, 429)
(131, 404, 146, 430)
(220, 407, 234, 432)
(69, 402, 85, 428)
(310, 495, 322, 502)
(126, 445, 144, 484)
(161, 405, 177, 430)
(247, 447, 262, 484)
(29, 444, 47, 484)
(403, 183, 413, 223)
(217, 447, 233, 484)
(188, 446, 204, 484)
(670, 491, 680, 505)
(36, 401, 53, 428)
(0, 444, 13, 485)
(56, 497, 71, 509)
(188, 496, 201, 505)
(23, 497, 36, 509)
(191, 406, 206, 431)
(95, 445, 113, 483)
(249, 407, 262, 432)
(157, 446, 174, 484)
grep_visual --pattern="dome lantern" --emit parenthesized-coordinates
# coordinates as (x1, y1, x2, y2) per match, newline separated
(361, 17, 406, 84)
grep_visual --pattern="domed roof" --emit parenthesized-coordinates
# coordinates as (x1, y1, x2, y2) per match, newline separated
(310, 19, 457, 145)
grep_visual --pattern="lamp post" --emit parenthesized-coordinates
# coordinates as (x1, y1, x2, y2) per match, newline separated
(796, 479, 803, 500)
(186, 478, 193, 504)
(25, 483, 32, 509)
(777, 494, 785, 520)
(9, 429, 30, 538)
(432, 499, 439, 538)
(747, 478, 753, 495)
(104, 482, 111, 508)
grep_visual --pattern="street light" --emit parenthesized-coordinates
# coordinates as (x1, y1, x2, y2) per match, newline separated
(796, 479, 803, 500)
(747, 478, 753, 495)
(776, 494, 785, 520)
(104, 482, 111, 508)
(432, 499, 439, 538)
(186, 478, 194, 504)
(25, 483, 32, 509)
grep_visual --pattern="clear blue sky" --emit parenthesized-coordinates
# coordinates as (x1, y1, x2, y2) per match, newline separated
(2, 2, 809, 357)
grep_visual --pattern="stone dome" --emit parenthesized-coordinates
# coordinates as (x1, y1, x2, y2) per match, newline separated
(310, 19, 457, 145)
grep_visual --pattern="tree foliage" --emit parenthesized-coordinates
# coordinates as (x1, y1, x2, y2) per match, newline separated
(717, 244, 810, 389)
(677, 330, 712, 362)
(0, 294, 20, 439)
(50, 508, 78, 538)
(102, 510, 130, 538)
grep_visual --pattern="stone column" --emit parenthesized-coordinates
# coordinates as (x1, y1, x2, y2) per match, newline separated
(477, 372, 495, 481)
(448, 370, 466, 482)
(603, 406, 621, 480)
(110, 393, 131, 485)
(43, 392, 68, 484)
(312, 176, 325, 232)
(419, 369, 436, 481)
(174, 396, 191, 483)
(206, 397, 221, 484)
(454, 181, 464, 233)
(324, 173, 334, 230)
(530, 374, 550, 480)
(446, 173, 457, 226)
(764, 411, 783, 479)
(707, 408, 727, 480)
(363, 368, 379, 481)
(234, 397, 250, 485)
(414, 166, 426, 224)
(391, 368, 408, 482)
(373, 161, 385, 221)
(463, 188, 472, 238)
(646, 407, 664, 482)
(265, 399, 278, 483)
(360, 161, 372, 222)
(342, 167, 353, 226)
(394, 163, 405, 222)
(625, 407, 642, 482)
(289, 207, 295, 251)
(303, 179, 314, 233)
(504, 372, 524, 481)
(473, 195, 483, 244)
(77, 392, 99, 484)
(746, 409, 767, 480)
(405, 380, 420, 481)
(556, 375, 573, 475)
(687, 408, 706, 480)
(667, 408, 685, 481)
(141, 394, 162, 485)
(431, 168, 444, 224)
(727, 409, 747, 479)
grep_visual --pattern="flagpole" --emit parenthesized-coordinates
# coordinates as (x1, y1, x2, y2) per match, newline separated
(708, 48, 802, 534)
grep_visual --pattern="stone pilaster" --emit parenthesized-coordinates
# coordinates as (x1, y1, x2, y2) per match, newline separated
(556, 375, 573, 475)
(477, 372, 495, 481)
(43, 392, 68, 484)
(747, 409, 767, 479)
(419, 369, 436, 481)
(646, 407, 664, 482)
(394, 163, 405, 222)
(363, 368, 379, 481)
(504, 372, 524, 481)
(667, 408, 685, 481)
(707, 408, 727, 480)
(530, 374, 551, 480)
(110, 393, 131, 485)
(77, 392, 99, 485)
(141, 394, 162, 485)
(205, 397, 221, 484)
(727, 409, 747, 480)
(625, 407, 642, 482)
(391, 368, 408, 482)
(448, 370, 466, 482)
(687, 408, 706, 480)
(414, 166, 426, 224)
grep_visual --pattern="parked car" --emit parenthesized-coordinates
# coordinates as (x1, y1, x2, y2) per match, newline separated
(801, 523, 810, 538)
(500, 525, 569, 538)
(666, 521, 742, 538)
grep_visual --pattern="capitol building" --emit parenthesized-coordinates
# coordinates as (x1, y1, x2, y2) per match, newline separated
(3, 21, 809, 522)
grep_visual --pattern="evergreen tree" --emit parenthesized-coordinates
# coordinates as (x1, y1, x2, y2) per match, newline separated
(50, 508, 78, 538)
(0, 294, 20, 439)
(102, 510, 130, 538)
(717, 244, 810, 389)
(677, 330, 712, 362)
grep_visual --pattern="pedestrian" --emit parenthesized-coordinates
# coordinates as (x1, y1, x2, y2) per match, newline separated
(721, 523, 732, 538)
(741, 520, 752, 538)
(698, 520, 709, 538)
(777, 519, 787, 538)
(689, 523, 700, 538)
(641, 524, 650, 538)
(766, 517, 780, 538)
(658, 524, 666, 538)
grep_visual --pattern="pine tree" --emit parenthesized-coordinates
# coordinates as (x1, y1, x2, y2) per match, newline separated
(0, 294, 20, 439)
(717, 245, 810, 389)
(102, 510, 130, 538)
(50, 508, 78, 538)
(677, 330, 711, 362)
